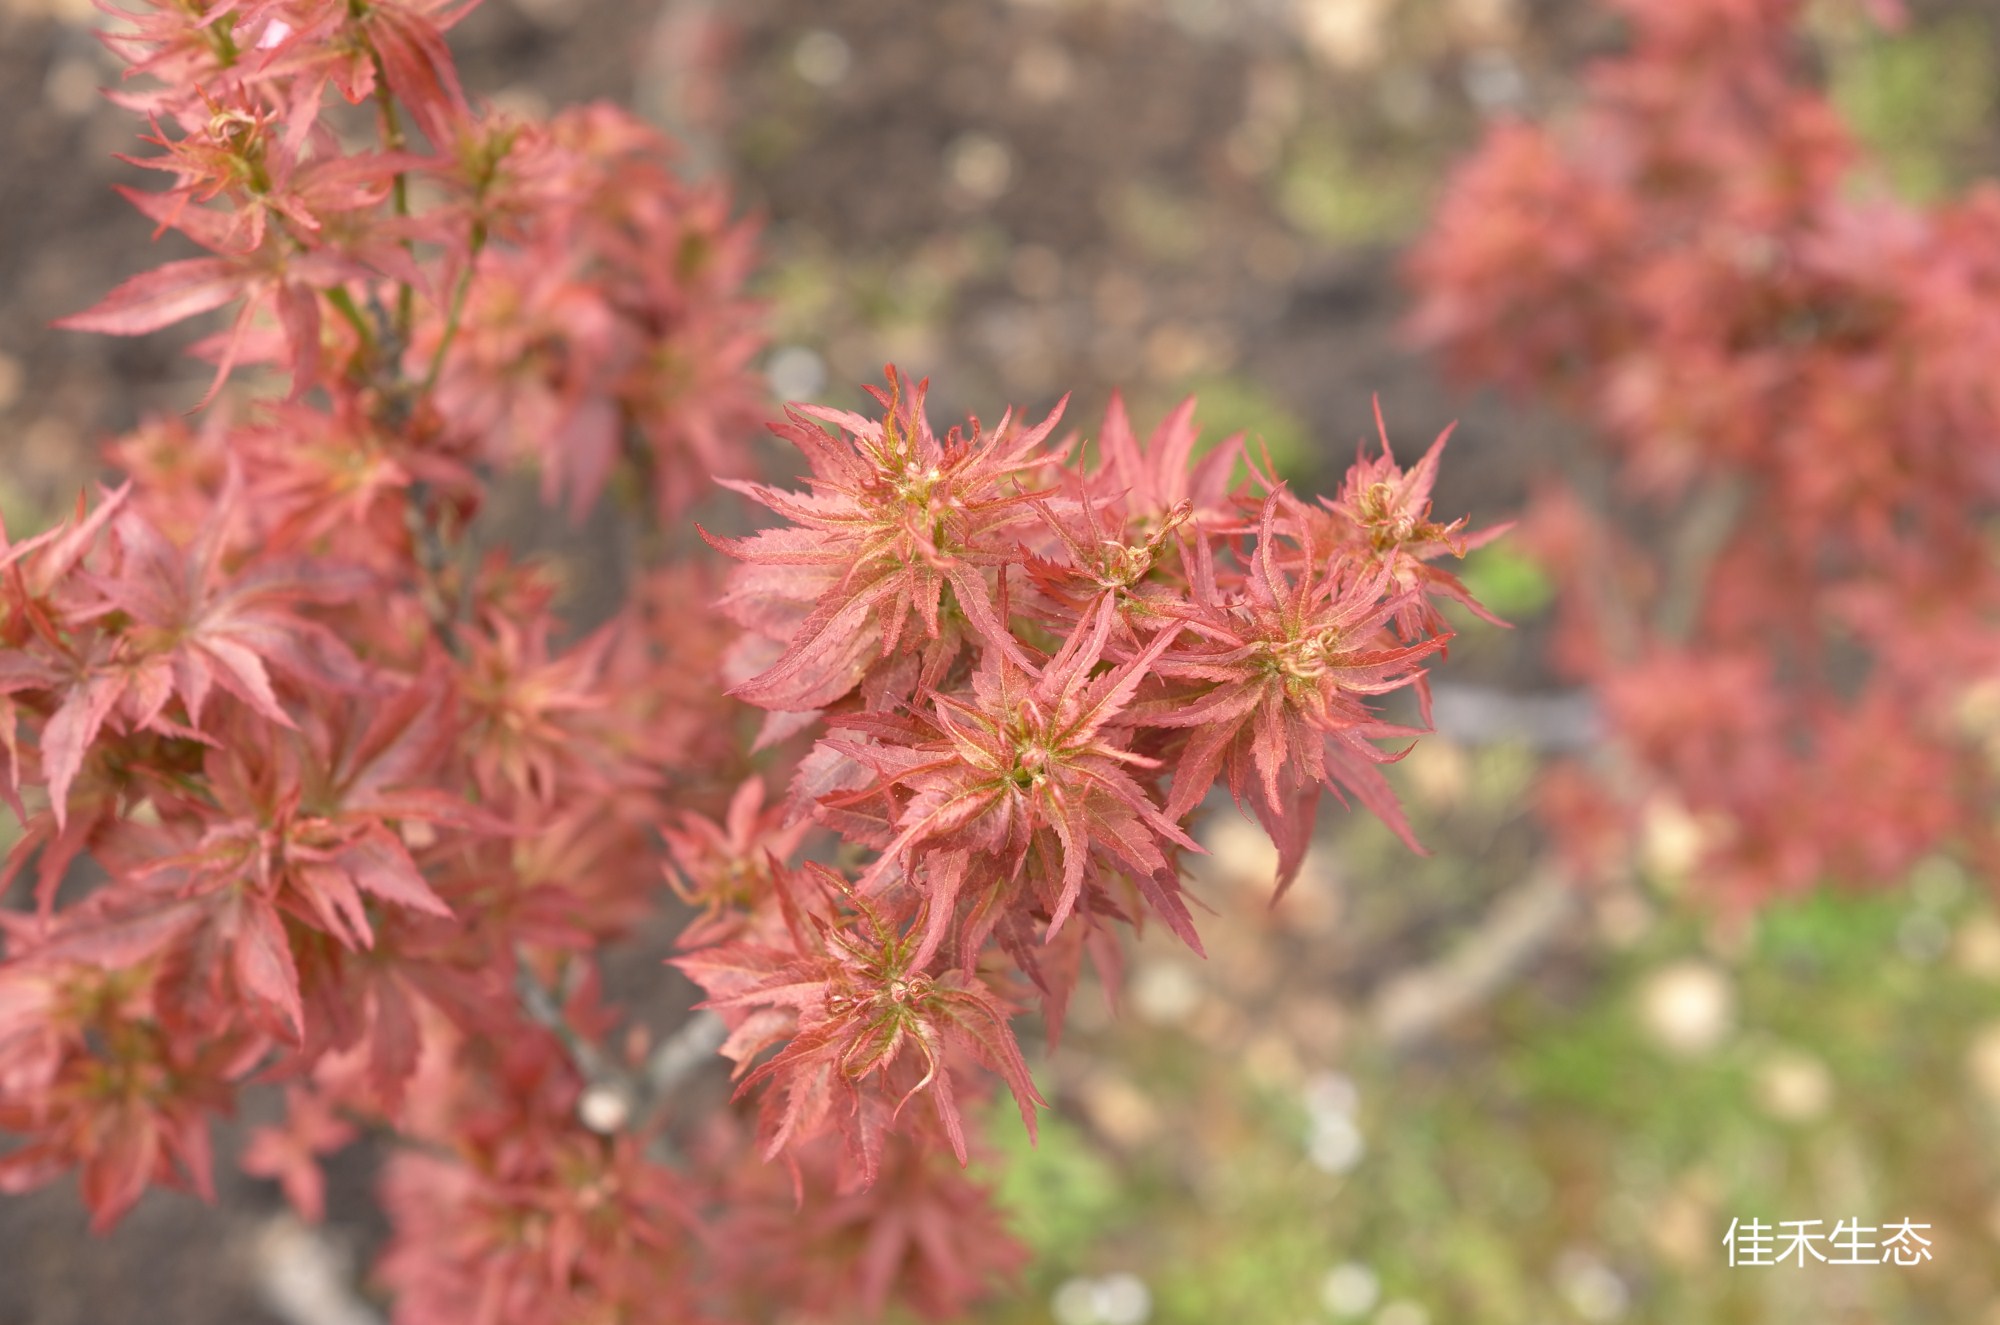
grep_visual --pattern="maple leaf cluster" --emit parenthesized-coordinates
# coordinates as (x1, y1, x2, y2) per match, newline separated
(0, 0, 1498, 1319)
(1407, 0, 2000, 905)
(3, 0, 754, 1314)
(680, 376, 1500, 1198)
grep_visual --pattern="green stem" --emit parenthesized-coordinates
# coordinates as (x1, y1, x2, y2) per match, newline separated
(419, 222, 485, 396)
(371, 76, 417, 347)
(325, 286, 376, 354)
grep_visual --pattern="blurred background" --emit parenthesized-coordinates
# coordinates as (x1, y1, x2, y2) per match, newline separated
(2, 0, 1999, 1322)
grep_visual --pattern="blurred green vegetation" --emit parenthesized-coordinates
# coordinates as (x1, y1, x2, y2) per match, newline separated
(1456, 543, 1556, 622)
(0, 473, 54, 541)
(1826, 11, 1997, 203)
(1277, 137, 1433, 247)
(1102, 180, 1210, 268)
(942, 777, 2000, 1325)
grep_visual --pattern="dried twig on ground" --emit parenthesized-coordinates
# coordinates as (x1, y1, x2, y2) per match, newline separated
(250, 1218, 385, 1325)
(1368, 860, 1581, 1051)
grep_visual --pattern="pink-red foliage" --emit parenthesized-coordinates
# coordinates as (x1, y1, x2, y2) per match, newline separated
(0, 0, 1498, 1318)
(1408, 0, 2000, 906)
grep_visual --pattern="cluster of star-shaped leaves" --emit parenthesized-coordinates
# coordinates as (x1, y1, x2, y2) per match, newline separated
(686, 369, 1501, 1180)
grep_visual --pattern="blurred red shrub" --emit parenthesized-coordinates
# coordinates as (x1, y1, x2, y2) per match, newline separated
(1409, 0, 2000, 906)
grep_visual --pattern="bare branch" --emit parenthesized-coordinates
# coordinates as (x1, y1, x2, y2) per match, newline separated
(1657, 474, 1748, 643)
(643, 1008, 728, 1103)
(1368, 861, 1581, 1052)
(1429, 683, 1600, 751)
(250, 1217, 384, 1325)
(517, 954, 727, 1140)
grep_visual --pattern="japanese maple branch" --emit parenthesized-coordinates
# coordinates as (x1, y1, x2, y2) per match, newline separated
(1367, 857, 1581, 1051)
(640, 1009, 726, 1109)
(400, 481, 466, 658)
(514, 956, 622, 1087)
(1656, 473, 1748, 644)
(252, 1217, 386, 1325)
(515, 954, 725, 1140)
(324, 286, 377, 360)
(369, 75, 417, 345)
(419, 220, 486, 397)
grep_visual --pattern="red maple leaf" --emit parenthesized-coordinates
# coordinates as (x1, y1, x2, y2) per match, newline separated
(677, 866, 1044, 1188)
(1145, 493, 1449, 889)
(826, 595, 1200, 964)
(240, 1085, 357, 1221)
(705, 367, 1063, 713)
